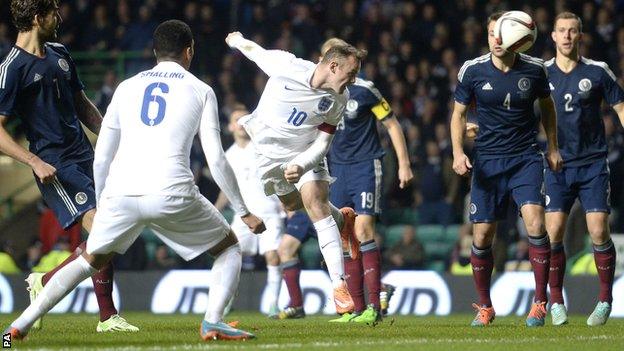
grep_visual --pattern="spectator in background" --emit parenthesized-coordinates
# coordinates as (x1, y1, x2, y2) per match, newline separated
(32, 237, 71, 273)
(384, 225, 425, 269)
(0, 240, 21, 274)
(82, 4, 113, 51)
(39, 204, 81, 254)
(416, 141, 458, 226)
(24, 239, 43, 271)
(450, 224, 473, 275)
(0, 23, 12, 56)
(93, 70, 117, 114)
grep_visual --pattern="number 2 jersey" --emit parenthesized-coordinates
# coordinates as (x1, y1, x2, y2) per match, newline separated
(545, 57, 624, 167)
(454, 53, 550, 159)
(0, 43, 93, 167)
(235, 44, 348, 162)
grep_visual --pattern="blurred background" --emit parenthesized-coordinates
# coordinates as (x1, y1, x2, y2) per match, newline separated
(1, 0, 623, 277)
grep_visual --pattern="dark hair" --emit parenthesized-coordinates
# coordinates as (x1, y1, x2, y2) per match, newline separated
(320, 44, 367, 65)
(554, 12, 583, 33)
(11, 0, 57, 32)
(487, 11, 506, 25)
(153, 20, 193, 60)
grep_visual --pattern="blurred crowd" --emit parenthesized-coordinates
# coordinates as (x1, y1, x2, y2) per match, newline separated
(1, 0, 623, 272)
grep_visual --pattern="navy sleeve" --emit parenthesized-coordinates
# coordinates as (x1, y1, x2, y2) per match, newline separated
(48, 43, 85, 92)
(600, 65, 624, 106)
(536, 65, 550, 99)
(0, 66, 20, 117)
(454, 63, 474, 105)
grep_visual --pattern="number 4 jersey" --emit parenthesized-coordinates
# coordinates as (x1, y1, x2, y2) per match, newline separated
(99, 61, 219, 197)
(235, 46, 348, 162)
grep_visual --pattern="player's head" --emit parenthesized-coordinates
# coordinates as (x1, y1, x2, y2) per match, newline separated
(153, 20, 194, 69)
(319, 38, 348, 61)
(228, 103, 250, 141)
(486, 11, 512, 58)
(319, 43, 366, 94)
(552, 12, 583, 58)
(11, 0, 60, 40)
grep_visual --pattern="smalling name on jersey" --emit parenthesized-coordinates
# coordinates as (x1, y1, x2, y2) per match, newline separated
(140, 71, 185, 79)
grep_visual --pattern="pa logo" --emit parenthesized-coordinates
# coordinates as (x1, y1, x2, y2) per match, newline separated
(2, 332, 10, 348)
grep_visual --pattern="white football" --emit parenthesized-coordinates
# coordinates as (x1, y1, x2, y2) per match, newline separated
(494, 11, 537, 53)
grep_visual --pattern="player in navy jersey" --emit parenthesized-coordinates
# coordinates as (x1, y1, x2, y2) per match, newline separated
(451, 12, 563, 327)
(319, 38, 412, 323)
(544, 12, 624, 326)
(0, 0, 137, 332)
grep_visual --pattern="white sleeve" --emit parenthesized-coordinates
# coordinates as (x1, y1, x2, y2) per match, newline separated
(93, 92, 121, 203)
(227, 35, 298, 77)
(286, 130, 334, 174)
(199, 88, 249, 216)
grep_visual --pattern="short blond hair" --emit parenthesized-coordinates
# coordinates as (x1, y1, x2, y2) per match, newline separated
(320, 37, 348, 57)
(320, 43, 367, 65)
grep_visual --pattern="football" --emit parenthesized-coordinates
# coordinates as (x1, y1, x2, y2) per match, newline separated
(494, 11, 537, 53)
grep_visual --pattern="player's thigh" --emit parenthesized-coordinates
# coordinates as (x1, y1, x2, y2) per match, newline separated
(258, 216, 285, 256)
(469, 158, 503, 223)
(577, 159, 611, 214)
(299, 181, 331, 221)
(147, 193, 230, 261)
(36, 161, 96, 230)
(510, 153, 545, 211)
(86, 196, 144, 256)
(347, 159, 382, 216)
(544, 167, 577, 214)
(231, 218, 259, 256)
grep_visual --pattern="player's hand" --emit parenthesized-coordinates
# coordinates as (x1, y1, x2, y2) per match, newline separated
(241, 213, 266, 234)
(283, 164, 304, 184)
(398, 165, 414, 189)
(452, 153, 472, 176)
(465, 122, 479, 139)
(30, 156, 57, 184)
(225, 32, 243, 47)
(546, 149, 563, 172)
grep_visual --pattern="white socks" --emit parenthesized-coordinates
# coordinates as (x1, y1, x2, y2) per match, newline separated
(313, 215, 345, 288)
(266, 264, 282, 308)
(204, 244, 242, 324)
(12, 255, 97, 332)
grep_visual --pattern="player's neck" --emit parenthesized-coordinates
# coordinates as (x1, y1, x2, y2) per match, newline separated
(15, 31, 46, 58)
(234, 137, 250, 148)
(491, 53, 516, 72)
(310, 66, 336, 92)
(555, 53, 579, 73)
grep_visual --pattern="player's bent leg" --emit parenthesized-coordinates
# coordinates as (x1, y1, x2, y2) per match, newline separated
(520, 204, 550, 327)
(470, 222, 496, 326)
(201, 232, 254, 340)
(545, 211, 568, 325)
(9, 252, 108, 337)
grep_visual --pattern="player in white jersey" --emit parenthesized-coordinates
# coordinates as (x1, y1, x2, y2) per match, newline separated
(5, 20, 264, 342)
(215, 105, 286, 317)
(225, 32, 366, 315)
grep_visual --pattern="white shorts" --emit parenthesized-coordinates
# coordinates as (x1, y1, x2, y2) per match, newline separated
(231, 215, 284, 256)
(256, 153, 334, 196)
(87, 191, 230, 261)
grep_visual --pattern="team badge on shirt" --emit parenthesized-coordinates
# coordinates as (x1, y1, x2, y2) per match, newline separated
(578, 78, 592, 92)
(318, 96, 333, 113)
(58, 58, 70, 72)
(518, 78, 531, 91)
(75, 192, 88, 205)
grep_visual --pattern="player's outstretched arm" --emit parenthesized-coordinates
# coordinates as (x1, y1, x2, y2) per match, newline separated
(0, 115, 56, 183)
(382, 116, 413, 189)
(74, 90, 103, 134)
(283, 130, 334, 184)
(539, 96, 563, 172)
(225, 31, 296, 77)
(450, 101, 472, 176)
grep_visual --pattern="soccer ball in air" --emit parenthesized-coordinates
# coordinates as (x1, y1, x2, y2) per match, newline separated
(494, 11, 537, 53)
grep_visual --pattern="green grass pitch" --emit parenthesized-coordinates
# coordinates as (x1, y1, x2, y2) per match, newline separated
(1, 312, 623, 350)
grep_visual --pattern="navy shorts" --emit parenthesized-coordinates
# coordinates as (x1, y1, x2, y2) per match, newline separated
(329, 158, 382, 216)
(35, 160, 96, 229)
(545, 158, 610, 214)
(470, 153, 544, 223)
(285, 211, 316, 243)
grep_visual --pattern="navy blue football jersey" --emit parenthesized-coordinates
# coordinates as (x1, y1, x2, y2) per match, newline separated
(328, 78, 390, 164)
(546, 57, 624, 167)
(455, 53, 551, 159)
(0, 43, 93, 167)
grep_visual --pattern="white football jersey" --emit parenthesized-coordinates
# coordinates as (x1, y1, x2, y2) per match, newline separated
(99, 61, 218, 197)
(224, 143, 284, 218)
(239, 50, 349, 160)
